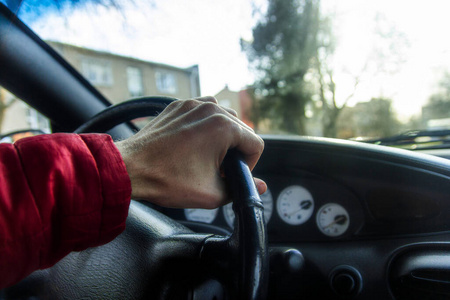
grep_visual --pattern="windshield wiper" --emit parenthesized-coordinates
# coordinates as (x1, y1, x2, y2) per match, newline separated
(363, 129, 450, 150)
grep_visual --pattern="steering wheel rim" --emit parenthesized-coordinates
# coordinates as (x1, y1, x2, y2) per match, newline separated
(75, 96, 269, 299)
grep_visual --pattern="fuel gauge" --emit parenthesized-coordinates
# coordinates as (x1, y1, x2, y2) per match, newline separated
(316, 203, 350, 237)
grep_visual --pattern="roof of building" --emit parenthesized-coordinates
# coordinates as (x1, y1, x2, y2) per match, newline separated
(47, 40, 199, 74)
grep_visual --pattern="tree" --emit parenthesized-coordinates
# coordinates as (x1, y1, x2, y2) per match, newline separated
(242, 0, 320, 134)
(311, 15, 359, 138)
(422, 72, 450, 124)
(311, 11, 409, 138)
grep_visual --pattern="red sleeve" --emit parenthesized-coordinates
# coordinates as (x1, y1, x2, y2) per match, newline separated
(0, 133, 131, 288)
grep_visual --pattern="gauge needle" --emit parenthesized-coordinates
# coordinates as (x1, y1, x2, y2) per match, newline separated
(286, 200, 312, 217)
(323, 215, 348, 230)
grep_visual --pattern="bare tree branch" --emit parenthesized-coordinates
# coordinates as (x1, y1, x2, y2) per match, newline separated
(341, 75, 360, 108)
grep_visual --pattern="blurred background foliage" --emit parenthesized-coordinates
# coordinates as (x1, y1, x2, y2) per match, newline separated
(242, 0, 449, 138)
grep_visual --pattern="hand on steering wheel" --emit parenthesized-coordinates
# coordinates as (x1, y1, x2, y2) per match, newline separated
(113, 96, 266, 208)
(74, 96, 269, 300)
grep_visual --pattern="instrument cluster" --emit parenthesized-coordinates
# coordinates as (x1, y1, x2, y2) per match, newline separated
(182, 173, 365, 242)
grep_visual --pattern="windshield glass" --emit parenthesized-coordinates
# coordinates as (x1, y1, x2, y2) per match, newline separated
(2, 0, 450, 140)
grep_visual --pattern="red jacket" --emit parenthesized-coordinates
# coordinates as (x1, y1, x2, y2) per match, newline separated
(0, 133, 131, 288)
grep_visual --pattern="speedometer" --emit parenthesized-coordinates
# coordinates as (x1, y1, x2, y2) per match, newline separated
(184, 208, 219, 223)
(277, 185, 314, 225)
(223, 188, 274, 228)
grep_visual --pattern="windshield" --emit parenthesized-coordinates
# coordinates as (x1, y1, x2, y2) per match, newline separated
(2, 0, 450, 140)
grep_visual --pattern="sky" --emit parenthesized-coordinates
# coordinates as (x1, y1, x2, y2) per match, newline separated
(21, 0, 260, 96)
(10, 0, 450, 121)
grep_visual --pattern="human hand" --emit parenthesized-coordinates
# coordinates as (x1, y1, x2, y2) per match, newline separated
(115, 97, 266, 209)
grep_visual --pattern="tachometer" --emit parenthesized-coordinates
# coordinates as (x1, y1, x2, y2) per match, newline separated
(184, 208, 219, 223)
(223, 188, 274, 228)
(276, 185, 314, 225)
(316, 203, 350, 237)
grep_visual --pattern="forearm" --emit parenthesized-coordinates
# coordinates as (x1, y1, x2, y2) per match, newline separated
(0, 133, 131, 288)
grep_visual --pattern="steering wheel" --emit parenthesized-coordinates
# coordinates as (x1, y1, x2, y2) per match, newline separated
(73, 97, 268, 299)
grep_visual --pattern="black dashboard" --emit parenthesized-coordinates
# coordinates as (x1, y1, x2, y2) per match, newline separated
(160, 171, 365, 242)
(159, 136, 450, 243)
(154, 136, 450, 299)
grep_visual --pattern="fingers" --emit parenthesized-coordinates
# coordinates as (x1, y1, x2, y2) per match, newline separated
(195, 96, 218, 104)
(150, 97, 232, 129)
(233, 126, 264, 171)
(175, 96, 239, 120)
(171, 102, 246, 133)
(211, 178, 267, 208)
(195, 96, 239, 118)
(155, 96, 264, 170)
(254, 178, 267, 195)
(160, 97, 243, 130)
(181, 97, 263, 170)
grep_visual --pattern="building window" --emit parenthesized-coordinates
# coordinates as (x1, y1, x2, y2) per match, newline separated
(127, 67, 144, 97)
(155, 71, 177, 94)
(81, 58, 113, 86)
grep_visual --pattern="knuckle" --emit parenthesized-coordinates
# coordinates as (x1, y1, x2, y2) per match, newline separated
(226, 108, 238, 117)
(197, 96, 218, 104)
(164, 100, 181, 111)
(181, 99, 200, 111)
(257, 137, 265, 153)
(198, 101, 221, 115)
(209, 114, 234, 129)
(166, 100, 194, 115)
(251, 134, 264, 153)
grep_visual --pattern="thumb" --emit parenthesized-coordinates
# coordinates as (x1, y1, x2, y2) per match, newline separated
(254, 178, 267, 195)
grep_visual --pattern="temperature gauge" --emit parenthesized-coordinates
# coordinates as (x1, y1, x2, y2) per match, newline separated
(316, 203, 350, 237)
(277, 185, 314, 225)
